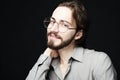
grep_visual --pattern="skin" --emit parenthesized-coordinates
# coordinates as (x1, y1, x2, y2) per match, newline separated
(44, 6, 83, 77)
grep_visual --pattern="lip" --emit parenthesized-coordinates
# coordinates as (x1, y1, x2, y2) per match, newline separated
(48, 33, 60, 40)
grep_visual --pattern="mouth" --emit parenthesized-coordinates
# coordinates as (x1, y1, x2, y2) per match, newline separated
(48, 33, 61, 40)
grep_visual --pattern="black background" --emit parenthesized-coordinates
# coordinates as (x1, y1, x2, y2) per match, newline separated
(2, 0, 120, 80)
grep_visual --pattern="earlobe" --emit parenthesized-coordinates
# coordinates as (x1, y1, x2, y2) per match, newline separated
(75, 30, 83, 40)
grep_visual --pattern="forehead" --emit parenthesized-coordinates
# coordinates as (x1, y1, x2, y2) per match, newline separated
(51, 6, 74, 23)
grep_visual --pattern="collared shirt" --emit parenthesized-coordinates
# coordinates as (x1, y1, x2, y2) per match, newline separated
(26, 47, 117, 80)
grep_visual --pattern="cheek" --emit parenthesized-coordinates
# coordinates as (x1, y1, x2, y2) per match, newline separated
(61, 32, 76, 41)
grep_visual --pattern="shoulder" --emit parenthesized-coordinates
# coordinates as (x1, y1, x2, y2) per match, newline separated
(75, 47, 112, 65)
(83, 48, 113, 69)
(83, 48, 109, 60)
(76, 48, 117, 79)
(74, 47, 110, 61)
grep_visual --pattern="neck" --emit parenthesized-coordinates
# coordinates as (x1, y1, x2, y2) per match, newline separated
(58, 44, 75, 65)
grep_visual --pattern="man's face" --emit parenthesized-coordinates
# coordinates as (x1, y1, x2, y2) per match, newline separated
(47, 6, 77, 50)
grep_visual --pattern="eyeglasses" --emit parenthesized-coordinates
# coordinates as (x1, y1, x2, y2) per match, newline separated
(43, 17, 76, 33)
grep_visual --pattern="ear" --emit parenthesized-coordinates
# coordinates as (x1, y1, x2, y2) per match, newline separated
(74, 30, 83, 40)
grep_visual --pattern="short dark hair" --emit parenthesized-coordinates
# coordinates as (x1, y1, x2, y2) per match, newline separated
(58, 0, 89, 47)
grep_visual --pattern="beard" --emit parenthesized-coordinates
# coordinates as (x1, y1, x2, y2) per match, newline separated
(47, 32, 76, 50)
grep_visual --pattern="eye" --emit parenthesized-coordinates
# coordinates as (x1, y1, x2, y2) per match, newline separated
(64, 24, 69, 27)
(50, 19, 55, 24)
(62, 23, 69, 28)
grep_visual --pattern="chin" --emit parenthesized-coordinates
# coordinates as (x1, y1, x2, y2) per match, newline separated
(48, 43, 62, 50)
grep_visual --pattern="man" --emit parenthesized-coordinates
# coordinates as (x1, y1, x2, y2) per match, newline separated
(26, 0, 117, 80)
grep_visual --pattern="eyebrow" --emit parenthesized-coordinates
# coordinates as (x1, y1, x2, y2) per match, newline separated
(51, 17, 72, 25)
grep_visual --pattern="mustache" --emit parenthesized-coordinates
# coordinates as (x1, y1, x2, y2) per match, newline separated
(47, 32, 61, 39)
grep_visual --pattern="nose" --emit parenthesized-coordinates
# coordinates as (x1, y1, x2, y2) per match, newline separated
(50, 23, 59, 32)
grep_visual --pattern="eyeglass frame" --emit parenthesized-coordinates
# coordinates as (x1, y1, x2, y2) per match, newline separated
(43, 17, 76, 33)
